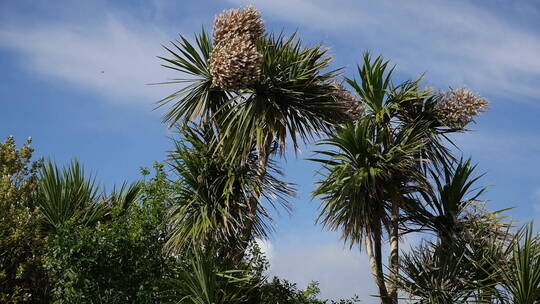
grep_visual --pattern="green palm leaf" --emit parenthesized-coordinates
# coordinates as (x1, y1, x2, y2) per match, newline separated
(163, 249, 252, 304)
(35, 160, 140, 232)
(497, 224, 540, 303)
(155, 29, 230, 127)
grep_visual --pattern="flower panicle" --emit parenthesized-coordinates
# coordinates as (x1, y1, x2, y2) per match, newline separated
(329, 81, 364, 122)
(209, 34, 263, 90)
(213, 5, 265, 44)
(437, 87, 489, 128)
(210, 5, 265, 90)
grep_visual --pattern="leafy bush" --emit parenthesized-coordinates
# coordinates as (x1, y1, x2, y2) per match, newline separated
(43, 165, 180, 304)
(0, 137, 49, 304)
(45, 220, 166, 303)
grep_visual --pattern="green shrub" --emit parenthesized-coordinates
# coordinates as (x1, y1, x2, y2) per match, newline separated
(44, 204, 179, 304)
(0, 137, 49, 304)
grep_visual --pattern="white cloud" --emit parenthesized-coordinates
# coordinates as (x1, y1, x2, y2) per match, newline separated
(0, 15, 176, 105)
(267, 237, 377, 302)
(233, 0, 367, 30)
(256, 238, 274, 260)
(260, 227, 423, 302)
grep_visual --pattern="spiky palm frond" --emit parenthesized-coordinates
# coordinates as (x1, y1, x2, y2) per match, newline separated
(398, 198, 512, 304)
(165, 125, 294, 254)
(391, 85, 459, 172)
(156, 29, 231, 127)
(109, 181, 142, 216)
(459, 205, 511, 303)
(36, 160, 107, 232)
(496, 224, 540, 304)
(398, 221, 511, 304)
(344, 53, 395, 120)
(398, 241, 482, 304)
(409, 159, 487, 239)
(217, 32, 345, 162)
(35, 160, 140, 232)
(345, 53, 468, 176)
(163, 249, 252, 304)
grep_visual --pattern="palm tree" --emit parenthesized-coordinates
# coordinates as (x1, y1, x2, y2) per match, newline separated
(156, 15, 345, 253)
(311, 117, 428, 303)
(343, 54, 432, 303)
(165, 125, 293, 259)
(156, 7, 491, 301)
(398, 242, 477, 304)
(157, 30, 343, 157)
(405, 221, 540, 304)
(312, 53, 472, 303)
(398, 213, 521, 304)
(396, 160, 511, 303)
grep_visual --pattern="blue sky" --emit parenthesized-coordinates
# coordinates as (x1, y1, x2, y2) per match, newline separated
(1, 0, 540, 301)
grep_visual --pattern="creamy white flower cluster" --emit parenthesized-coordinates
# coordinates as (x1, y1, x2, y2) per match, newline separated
(210, 6, 264, 90)
(213, 5, 264, 44)
(437, 88, 489, 127)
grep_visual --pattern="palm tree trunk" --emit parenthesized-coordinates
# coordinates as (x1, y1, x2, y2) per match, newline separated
(388, 200, 399, 304)
(365, 223, 391, 304)
(237, 134, 273, 260)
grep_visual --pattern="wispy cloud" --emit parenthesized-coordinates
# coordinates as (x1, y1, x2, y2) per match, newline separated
(256, 238, 274, 260)
(0, 15, 175, 105)
(3, 0, 539, 105)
